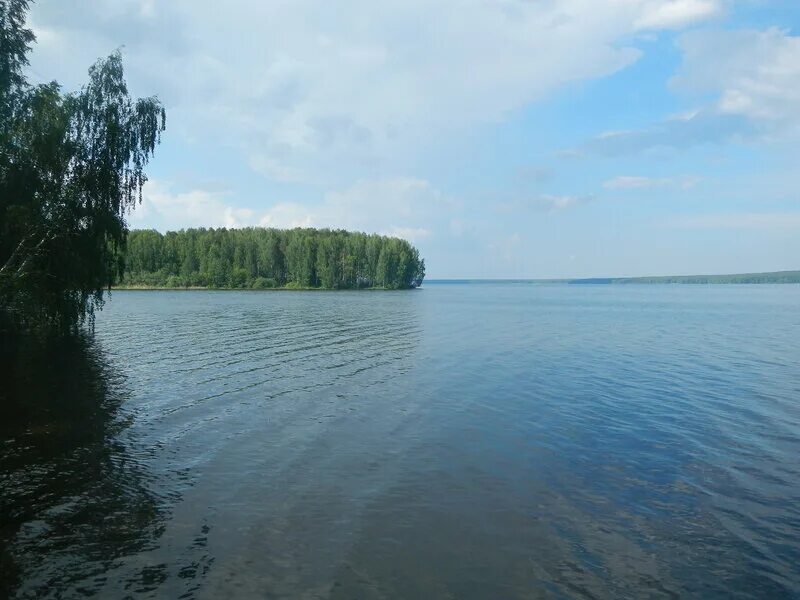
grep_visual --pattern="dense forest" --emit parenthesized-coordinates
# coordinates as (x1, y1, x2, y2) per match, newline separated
(121, 228, 426, 290)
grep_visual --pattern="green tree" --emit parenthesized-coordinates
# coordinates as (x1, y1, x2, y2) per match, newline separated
(121, 227, 426, 290)
(0, 1, 165, 331)
(316, 234, 343, 289)
(285, 230, 316, 287)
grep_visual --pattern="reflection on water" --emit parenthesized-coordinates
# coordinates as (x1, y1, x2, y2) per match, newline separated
(2, 286, 800, 598)
(0, 333, 163, 598)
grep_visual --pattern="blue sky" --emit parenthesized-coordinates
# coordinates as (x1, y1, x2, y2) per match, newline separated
(25, 0, 800, 278)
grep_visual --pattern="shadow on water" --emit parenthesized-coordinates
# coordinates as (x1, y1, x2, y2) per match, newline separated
(0, 331, 163, 598)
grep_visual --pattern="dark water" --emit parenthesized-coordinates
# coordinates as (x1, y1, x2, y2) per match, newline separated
(2, 284, 800, 598)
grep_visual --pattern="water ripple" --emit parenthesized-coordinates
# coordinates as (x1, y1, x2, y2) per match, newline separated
(2, 286, 799, 598)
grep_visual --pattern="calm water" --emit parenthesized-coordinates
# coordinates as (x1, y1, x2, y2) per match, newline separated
(2, 284, 800, 598)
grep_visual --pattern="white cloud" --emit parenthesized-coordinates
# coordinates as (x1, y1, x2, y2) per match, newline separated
(26, 0, 725, 183)
(577, 26, 800, 156)
(449, 219, 472, 237)
(487, 233, 524, 265)
(517, 165, 554, 183)
(635, 0, 722, 30)
(670, 212, 800, 230)
(382, 226, 431, 243)
(534, 194, 593, 212)
(138, 0, 155, 18)
(493, 193, 594, 214)
(256, 203, 314, 229)
(579, 109, 755, 155)
(604, 176, 657, 189)
(603, 175, 701, 189)
(247, 156, 306, 184)
(673, 27, 800, 125)
(307, 177, 449, 235)
(131, 177, 447, 242)
(129, 181, 253, 230)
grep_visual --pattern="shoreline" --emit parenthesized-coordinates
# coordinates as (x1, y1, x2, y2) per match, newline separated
(111, 285, 419, 291)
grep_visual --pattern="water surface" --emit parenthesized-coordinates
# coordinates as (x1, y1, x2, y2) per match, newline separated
(2, 284, 800, 598)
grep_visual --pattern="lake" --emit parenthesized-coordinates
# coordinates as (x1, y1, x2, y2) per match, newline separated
(2, 284, 799, 598)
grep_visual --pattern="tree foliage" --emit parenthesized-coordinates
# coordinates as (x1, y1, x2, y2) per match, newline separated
(122, 228, 426, 290)
(0, 0, 165, 331)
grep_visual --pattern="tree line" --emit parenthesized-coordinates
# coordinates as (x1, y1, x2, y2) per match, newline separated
(564, 271, 800, 284)
(122, 228, 426, 290)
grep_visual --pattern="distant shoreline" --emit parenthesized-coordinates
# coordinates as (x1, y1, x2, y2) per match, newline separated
(113, 269, 800, 289)
(111, 285, 416, 291)
(426, 270, 800, 285)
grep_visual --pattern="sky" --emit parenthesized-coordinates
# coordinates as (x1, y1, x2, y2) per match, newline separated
(24, 0, 800, 278)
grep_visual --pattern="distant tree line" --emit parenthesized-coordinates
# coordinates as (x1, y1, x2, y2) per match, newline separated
(568, 271, 800, 284)
(122, 228, 426, 290)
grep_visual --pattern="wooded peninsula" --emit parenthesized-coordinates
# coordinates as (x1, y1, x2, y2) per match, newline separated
(120, 228, 426, 290)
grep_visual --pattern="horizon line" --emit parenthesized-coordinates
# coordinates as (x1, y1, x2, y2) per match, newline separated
(425, 269, 800, 282)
